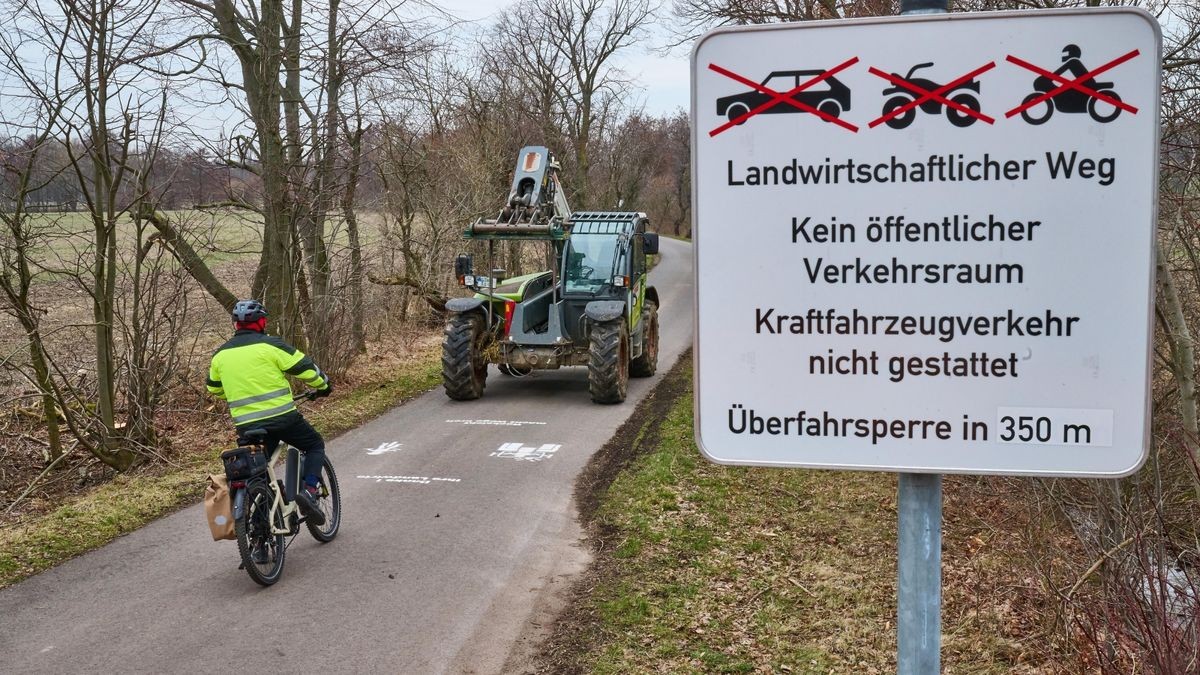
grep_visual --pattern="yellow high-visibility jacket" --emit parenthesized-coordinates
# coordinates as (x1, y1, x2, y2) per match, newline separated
(207, 330, 330, 428)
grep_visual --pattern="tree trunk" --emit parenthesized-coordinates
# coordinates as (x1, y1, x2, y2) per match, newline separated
(16, 315, 63, 464)
(214, 0, 305, 346)
(576, 102, 591, 207)
(1, 219, 65, 465)
(253, 131, 304, 345)
(127, 218, 157, 450)
(344, 120, 367, 354)
(1157, 243, 1199, 501)
(86, 12, 125, 468)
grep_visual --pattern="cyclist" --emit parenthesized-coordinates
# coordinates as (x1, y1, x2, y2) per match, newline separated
(207, 300, 332, 526)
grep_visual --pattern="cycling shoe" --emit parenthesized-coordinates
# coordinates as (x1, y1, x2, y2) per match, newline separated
(296, 486, 326, 527)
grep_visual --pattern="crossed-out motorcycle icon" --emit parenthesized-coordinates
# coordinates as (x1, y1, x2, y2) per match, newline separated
(1016, 44, 1124, 124)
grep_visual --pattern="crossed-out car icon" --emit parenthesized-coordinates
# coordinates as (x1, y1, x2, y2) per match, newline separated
(715, 70, 852, 124)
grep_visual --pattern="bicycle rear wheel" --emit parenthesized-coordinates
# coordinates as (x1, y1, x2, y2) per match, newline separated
(236, 483, 286, 586)
(305, 457, 341, 542)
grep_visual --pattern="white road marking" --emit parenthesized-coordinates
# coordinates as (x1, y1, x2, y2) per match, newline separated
(356, 475, 461, 485)
(366, 441, 403, 455)
(445, 419, 547, 427)
(489, 442, 562, 462)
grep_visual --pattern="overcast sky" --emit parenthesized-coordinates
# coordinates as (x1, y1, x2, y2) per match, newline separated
(435, 0, 691, 117)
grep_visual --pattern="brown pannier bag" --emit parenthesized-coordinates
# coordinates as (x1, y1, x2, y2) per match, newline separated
(204, 474, 236, 541)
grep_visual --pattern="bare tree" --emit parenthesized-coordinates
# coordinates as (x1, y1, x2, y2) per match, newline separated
(490, 0, 654, 207)
(171, 0, 427, 371)
(0, 75, 68, 464)
(0, 0, 211, 471)
(171, 0, 306, 343)
(670, 0, 894, 45)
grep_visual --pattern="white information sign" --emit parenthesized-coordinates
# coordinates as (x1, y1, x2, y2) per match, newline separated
(692, 9, 1160, 476)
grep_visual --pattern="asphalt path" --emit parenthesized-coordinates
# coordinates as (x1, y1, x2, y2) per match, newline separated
(0, 237, 693, 674)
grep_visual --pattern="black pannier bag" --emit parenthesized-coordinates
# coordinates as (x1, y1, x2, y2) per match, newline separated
(221, 446, 269, 481)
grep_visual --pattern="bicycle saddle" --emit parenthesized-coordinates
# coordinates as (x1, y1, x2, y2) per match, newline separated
(238, 429, 269, 445)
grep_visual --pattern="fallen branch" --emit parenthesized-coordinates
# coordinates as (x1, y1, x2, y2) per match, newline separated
(194, 199, 261, 214)
(1064, 535, 1137, 599)
(3, 442, 78, 515)
(0, 430, 50, 447)
(14, 406, 45, 422)
(367, 273, 448, 312)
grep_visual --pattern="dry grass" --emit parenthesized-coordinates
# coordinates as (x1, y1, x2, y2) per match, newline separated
(544, 357, 1070, 674)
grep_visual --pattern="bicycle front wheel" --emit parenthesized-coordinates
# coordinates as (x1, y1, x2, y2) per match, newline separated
(236, 483, 286, 586)
(306, 457, 341, 543)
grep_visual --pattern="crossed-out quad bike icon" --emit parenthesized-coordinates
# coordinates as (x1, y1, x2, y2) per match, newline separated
(881, 62, 981, 129)
(711, 45, 1127, 131)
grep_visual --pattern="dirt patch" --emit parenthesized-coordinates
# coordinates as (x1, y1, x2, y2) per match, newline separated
(522, 351, 693, 674)
(573, 349, 693, 524)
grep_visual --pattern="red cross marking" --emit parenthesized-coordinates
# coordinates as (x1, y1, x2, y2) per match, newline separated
(867, 62, 997, 128)
(708, 57, 860, 137)
(1005, 50, 1139, 119)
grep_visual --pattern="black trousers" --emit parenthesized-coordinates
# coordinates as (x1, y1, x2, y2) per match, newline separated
(239, 411, 326, 485)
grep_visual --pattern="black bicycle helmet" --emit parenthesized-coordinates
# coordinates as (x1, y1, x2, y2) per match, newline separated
(231, 299, 268, 322)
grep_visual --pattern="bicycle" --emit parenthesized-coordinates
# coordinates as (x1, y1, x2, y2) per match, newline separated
(220, 391, 342, 586)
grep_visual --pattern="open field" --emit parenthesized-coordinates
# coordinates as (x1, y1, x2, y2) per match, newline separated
(0, 207, 406, 358)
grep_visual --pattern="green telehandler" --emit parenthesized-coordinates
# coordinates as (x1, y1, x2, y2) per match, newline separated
(442, 146, 661, 404)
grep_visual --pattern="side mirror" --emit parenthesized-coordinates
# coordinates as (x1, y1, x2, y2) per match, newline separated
(455, 254, 473, 278)
(643, 233, 660, 255)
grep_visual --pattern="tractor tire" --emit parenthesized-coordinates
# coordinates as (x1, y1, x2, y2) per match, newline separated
(443, 313, 488, 400)
(630, 302, 658, 378)
(589, 319, 629, 404)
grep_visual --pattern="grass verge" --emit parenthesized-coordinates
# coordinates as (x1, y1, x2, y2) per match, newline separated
(541, 354, 1053, 673)
(0, 342, 441, 589)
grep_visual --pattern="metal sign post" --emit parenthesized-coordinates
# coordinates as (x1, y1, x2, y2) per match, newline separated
(897, 472, 942, 673)
(895, 4, 947, 675)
